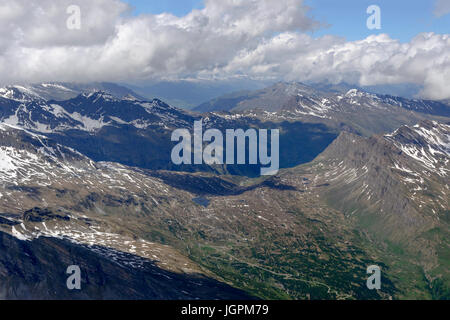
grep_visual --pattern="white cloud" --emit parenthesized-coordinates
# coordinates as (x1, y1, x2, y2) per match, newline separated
(434, 0, 450, 17)
(222, 32, 450, 100)
(0, 0, 449, 100)
(0, 0, 128, 49)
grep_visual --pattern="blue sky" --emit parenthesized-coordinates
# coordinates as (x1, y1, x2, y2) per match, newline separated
(124, 0, 204, 17)
(124, 0, 450, 42)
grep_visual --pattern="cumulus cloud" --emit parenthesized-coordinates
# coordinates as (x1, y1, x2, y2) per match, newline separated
(434, 0, 450, 17)
(0, 0, 449, 100)
(223, 32, 450, 100)
(0, 0, 128, 49)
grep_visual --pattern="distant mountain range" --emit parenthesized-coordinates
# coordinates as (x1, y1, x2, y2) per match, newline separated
(195, 82, 450, 136)
(0, 86, 340, 176)
(125, 80, 426, 109)
(0, 81, 448, 299)
(195, 82, 449, 117)
(0, 82, 146, 102)
(127, 79, 269, 109)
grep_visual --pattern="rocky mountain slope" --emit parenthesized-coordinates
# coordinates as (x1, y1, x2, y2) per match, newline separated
(0, 82, 448, 300)
(0, 231, 253, 300)
(196, 82, 450, 136)
(196, 82, 450, 116)
(1, 82, 448, 178)
(0, 82, 145, 102)
(0, 123, 256, 299)
(1, 119, 444, 299)
(0, 89, 339, 176)
(279, 120, 449, 298)
(0, 122, 398, 299)
(311, 120, 449, 238)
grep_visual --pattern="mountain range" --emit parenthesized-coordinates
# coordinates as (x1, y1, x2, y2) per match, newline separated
(0, 81, 448, 299)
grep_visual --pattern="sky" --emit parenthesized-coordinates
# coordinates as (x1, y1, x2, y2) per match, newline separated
(124, 0, 204, 17)
(306, 0, 450, 42)
(124, 0, 450, 42)
(0, 0, 449, 99)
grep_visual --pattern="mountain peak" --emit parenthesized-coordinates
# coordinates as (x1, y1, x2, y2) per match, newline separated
(0, 85, 44, 102)
(123, 93, 141, 101)
(344, 88, 376, 99)
(0, 82, 147, 102)
(345, 88, 359, 96)
(385, 120, 450, 156)
(81, 90, 117, 102)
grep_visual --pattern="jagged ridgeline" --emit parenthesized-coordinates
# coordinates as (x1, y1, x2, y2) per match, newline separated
(0, 83, 339, 177)
(1, 82, 449, 177)
(0, 82, 449, 299)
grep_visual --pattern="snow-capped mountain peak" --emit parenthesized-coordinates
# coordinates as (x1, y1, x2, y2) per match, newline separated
(81, 90, 117, 103)
(0, 85, 45, 102)
(384, 120, 450, 176)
